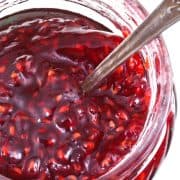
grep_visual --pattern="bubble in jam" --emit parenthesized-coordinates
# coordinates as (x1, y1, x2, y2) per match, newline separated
(0, 10, 151, 179)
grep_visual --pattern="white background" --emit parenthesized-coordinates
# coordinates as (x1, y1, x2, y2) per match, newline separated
(140, 0, 180, 180)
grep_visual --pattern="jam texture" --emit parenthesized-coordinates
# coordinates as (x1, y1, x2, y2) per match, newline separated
(0, 12, 150, 179)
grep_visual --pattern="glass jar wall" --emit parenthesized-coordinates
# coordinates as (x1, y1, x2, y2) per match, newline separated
(0, 0, 176, 179)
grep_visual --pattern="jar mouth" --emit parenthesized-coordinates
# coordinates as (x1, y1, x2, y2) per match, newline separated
(0, 0, 174, 179)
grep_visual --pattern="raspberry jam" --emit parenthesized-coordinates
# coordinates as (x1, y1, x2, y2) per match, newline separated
(0, 10, 151, 179)
(0, 8, 174, 180)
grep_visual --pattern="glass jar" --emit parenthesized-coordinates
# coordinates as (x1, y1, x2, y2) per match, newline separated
(0, 0, 176, 179)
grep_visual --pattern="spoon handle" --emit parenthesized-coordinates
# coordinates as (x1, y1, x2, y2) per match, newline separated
(82, 0, 180, 93)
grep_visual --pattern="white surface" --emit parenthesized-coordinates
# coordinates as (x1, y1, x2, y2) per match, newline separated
(140, 0, 180, 180)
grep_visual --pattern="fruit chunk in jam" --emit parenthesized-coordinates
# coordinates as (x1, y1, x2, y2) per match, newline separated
(0, 11, 151, 179)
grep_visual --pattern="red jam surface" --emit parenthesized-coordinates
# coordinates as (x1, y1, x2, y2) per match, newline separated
(0, 11, 151, 179)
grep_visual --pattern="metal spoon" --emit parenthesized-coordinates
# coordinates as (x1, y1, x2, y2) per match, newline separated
(82, 0, 180, 93)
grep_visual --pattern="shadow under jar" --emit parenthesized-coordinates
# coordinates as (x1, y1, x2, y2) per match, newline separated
(0, 0, 176, 180)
